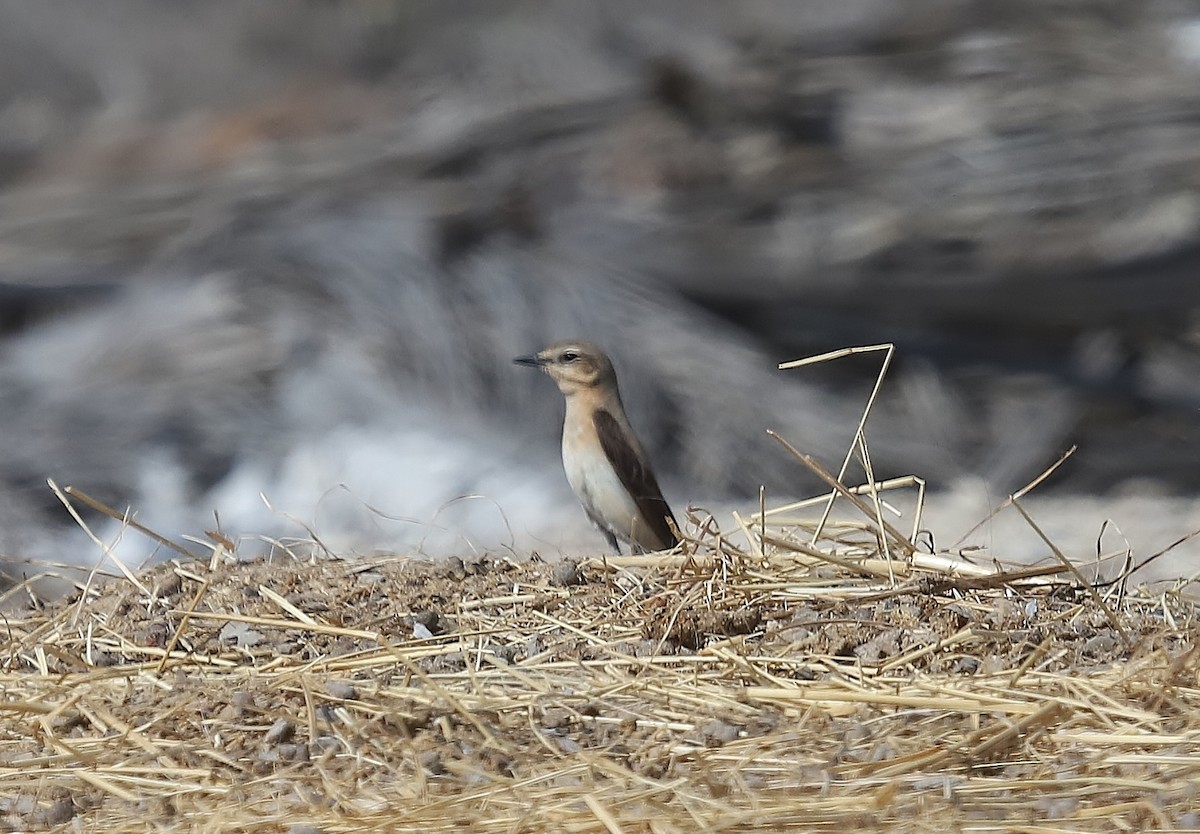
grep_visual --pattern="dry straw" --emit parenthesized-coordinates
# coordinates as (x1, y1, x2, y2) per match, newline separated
(1, 345, 1198, 832)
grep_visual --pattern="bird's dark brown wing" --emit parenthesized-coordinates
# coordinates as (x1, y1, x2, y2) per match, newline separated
(593, 408, 679, 550)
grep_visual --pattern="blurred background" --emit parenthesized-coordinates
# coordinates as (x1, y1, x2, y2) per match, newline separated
(1, 0, 1199, 588)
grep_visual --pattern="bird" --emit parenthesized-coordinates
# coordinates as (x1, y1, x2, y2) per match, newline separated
(514, 340, 679, 554)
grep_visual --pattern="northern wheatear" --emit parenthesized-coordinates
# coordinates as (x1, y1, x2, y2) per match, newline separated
(514, 340, 679, 554)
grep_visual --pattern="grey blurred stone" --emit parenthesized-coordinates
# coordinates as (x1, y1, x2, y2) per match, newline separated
(550, 560, 582, 587)
(0, 0, 1199, 594)
(264, 718, 295, 745)
(326, 681, 358, 701)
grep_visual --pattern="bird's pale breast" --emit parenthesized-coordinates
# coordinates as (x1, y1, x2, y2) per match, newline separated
(561, 405, 643, 541)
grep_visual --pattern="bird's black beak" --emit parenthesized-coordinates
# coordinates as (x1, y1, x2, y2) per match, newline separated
(513, 354, 543, 368)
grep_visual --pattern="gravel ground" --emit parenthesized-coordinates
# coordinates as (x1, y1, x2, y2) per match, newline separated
(1, 537, 1196, 831)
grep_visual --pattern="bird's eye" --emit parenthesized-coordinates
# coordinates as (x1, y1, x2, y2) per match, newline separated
(561, 351, 579, 362)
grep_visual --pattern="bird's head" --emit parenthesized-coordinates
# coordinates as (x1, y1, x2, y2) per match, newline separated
(513, 340, 616, 396)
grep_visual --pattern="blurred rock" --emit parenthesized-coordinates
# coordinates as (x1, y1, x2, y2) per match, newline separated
(0, 1, 1197, 586)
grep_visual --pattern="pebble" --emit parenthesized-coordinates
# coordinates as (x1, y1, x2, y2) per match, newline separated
(38, 797, 75, 826)
(417, 749, 445, 775)
(231, 691, 255, 719)
(699, 719, 741, 747)
(326, 681, 359, 701)
(550, 560, 582, 587)
(153, 573, 183, 598)
(265, 718, 295, 745)
(311, 735, 343, 756)
(277, 743, 310, 763)
(412, 609, 447, 636)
